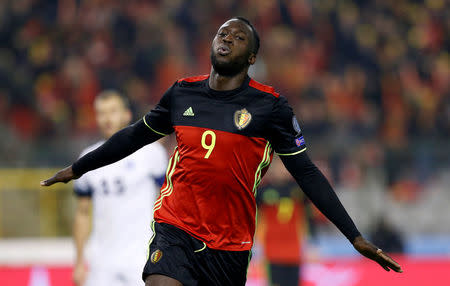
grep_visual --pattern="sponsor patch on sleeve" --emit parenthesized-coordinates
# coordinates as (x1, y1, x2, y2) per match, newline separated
(295, 136, 306, 147)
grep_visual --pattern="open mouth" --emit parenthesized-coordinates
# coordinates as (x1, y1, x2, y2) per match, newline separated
(217, 46, 231, 56)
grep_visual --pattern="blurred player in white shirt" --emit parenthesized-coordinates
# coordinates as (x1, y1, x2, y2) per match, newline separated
(72, 91, 168, 286)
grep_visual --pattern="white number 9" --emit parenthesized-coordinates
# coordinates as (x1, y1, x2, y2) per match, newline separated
(201, 130, 216, 159)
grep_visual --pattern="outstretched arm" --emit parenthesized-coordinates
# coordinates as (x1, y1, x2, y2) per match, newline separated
(40, 119, 163, 186)
(280, 151, 402, 273)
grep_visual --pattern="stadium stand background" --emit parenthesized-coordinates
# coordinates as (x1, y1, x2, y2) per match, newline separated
(0, 0, 449, 285)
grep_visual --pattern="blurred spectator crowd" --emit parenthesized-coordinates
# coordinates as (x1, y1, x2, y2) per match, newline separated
(0, 0, 449, 199)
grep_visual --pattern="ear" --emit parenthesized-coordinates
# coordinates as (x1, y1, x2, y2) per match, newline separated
(248, 53, 256, 65)
(125, 110, 132, 123)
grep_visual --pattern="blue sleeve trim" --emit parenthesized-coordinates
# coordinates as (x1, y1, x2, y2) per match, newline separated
(153, 174, 166, 188)
(74, 186, 93, 197)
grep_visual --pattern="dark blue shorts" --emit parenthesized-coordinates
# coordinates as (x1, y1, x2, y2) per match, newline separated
(268, 262, 300, 286)
(142, 222, 251, 286)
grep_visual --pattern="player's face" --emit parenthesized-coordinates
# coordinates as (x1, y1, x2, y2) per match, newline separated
(210, 19, 256, 76)
(95, 96, 132, 139)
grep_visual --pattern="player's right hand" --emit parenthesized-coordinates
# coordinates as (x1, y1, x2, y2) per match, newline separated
(40, 165, 79, 186)
(72, 262, 87, 286)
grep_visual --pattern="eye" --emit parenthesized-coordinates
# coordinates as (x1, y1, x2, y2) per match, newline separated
(218, 32, 227, 37)
(236, 36, 245, 41)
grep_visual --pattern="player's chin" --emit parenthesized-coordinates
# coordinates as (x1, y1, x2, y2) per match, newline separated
(212, 60, 232, 71)
(214, 55, 233, 65)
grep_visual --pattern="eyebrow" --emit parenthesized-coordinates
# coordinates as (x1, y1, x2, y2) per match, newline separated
(218, 26, 248, 35)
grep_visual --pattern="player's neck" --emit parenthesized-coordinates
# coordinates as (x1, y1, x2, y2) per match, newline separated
(208, 68, 248, 91)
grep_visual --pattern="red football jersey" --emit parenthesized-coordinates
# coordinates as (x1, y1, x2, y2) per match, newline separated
(143, 75, 306, 251)
(258, 183, 305, 263)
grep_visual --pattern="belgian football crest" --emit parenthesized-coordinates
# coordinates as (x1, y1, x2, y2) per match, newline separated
(234, 108, 252, 130)
(150, 249, 163, 263)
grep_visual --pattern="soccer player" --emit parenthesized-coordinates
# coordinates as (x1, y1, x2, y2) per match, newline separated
(256, 157, 317, 286)
(41, 17, 402, 286)
(70, 91, 168, 286)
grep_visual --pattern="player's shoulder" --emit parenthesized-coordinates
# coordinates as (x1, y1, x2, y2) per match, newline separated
(79, 141, 104, 157)
(176, 74, 209, 87)
(137, 141, 166, 157)
(248, 78, 280, 99)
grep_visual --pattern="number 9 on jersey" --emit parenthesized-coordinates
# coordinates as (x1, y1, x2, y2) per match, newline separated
(201, 130, 216, 159)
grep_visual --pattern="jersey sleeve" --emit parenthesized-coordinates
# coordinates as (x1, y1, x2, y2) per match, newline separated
(73, 146, 99, 197)
(267, 96, 307, 155)
(143, 83, 176, 136)
(73, 175, 93, 197)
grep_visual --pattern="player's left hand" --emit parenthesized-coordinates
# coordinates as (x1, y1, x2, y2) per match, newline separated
(40, 165, 79, 186)
(352, 235, 403, 273)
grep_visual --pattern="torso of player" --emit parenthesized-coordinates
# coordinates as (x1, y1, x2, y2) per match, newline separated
(151, 76, 287, 251)
(76, 141, 167, 264)
(259, 183, 304, 263)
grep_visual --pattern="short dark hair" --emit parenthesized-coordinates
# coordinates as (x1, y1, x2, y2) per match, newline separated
(232, 16, 260, 55)
(95, 90, 131, 110)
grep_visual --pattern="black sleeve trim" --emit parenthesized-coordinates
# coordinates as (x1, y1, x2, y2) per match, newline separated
(280, 152, 361, 242)
(72, 119, 163, 177)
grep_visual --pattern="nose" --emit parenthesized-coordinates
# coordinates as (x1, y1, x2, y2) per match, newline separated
(222, 34, 232, 44)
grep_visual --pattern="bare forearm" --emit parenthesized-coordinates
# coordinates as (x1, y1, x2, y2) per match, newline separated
(73, 210, 91, 264)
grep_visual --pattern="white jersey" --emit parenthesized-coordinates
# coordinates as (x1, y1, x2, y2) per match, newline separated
(73, 140, 167, 282)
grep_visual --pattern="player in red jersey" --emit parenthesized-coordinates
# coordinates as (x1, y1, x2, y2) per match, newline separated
(41, 17, 402, 286)
(257, 157, 317, 286)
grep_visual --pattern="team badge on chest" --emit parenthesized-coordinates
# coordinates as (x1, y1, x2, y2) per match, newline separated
(234, 108, 252, 130)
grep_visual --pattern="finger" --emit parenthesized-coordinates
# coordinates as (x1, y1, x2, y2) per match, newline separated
(380, 264, 390, 272)
(387, 262, 403, 273)
(377, 249, 403, 272)
(374, 257, 390, 271)
(40, 178, 54, 186)
(383, 260, 402, 272)
(40, 175, 58, 186)
(378, 250, 401, 269)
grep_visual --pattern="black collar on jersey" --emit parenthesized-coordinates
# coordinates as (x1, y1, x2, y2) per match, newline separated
(205, 75, 251, 98)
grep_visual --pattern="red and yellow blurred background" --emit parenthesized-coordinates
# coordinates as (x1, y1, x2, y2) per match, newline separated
(0, 0, 448, 285)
